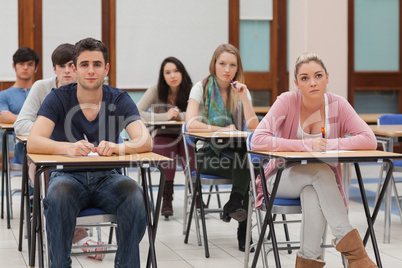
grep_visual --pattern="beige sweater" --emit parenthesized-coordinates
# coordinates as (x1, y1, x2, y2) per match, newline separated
(137, 84, 185, 136)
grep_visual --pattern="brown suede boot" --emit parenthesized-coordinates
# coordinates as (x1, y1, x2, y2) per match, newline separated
(161, 181, 174, 218)
(295, 255, 325, 268)
(335, 229, 378, 268)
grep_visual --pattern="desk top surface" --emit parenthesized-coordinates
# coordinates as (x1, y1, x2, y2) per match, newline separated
(0, 123, 14, 130)
(185, 131, 251, 139)
(28, 152, 172, 166)
(16, 135, 28, 142)
(358, 113, 386, 123)
(253, 106, 270, 114)
(249, 149, 402, 161)
(369, 125, 402, 137)
(145, 121, 184, 126)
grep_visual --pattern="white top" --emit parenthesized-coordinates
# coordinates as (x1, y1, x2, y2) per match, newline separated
(296, 93, 330, 139)
(189, 80, 253, 117)
(14, 76, 57, 136)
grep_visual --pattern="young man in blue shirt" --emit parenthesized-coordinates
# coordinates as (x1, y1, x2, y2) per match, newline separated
(0, 47, 40, 163)
(27, 38, 152, 268)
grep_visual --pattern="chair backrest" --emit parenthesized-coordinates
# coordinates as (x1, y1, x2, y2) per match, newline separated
(378, 114, 402, 125)
(182, 123, 196, 147)
(246, 132, 264, 165)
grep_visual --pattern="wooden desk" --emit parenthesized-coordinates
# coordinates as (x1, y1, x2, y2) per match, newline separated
(253, 106, 270, 115)
(369, 124, 402, 243)
(144, 120, 184, 128)
(183, 131, 249, 258)
(0, 123, 14, 229)
(28, 152, 172, 268)
(248, 150, 402, 268)
(370, 124, 402, 137)
(359, 113, 386, 124)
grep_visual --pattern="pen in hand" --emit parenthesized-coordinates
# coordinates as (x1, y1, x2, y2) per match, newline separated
(83, 134, 89, 142)
(82, 134, 94, 152)
(321, 127, 326, 138)
(227, 75, 238, 90)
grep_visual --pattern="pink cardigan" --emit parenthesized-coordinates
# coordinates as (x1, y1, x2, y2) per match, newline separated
(250, 91, 377, 209)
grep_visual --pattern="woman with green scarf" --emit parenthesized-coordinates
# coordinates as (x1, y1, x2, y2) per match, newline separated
(185, 44, 259, 252)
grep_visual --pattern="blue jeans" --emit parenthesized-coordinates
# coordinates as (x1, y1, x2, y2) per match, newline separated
(43, 170, 147, 268)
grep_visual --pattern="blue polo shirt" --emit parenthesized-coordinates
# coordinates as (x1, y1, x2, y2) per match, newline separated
(0, 86, 30, 114)
(0, 86, 30, 164)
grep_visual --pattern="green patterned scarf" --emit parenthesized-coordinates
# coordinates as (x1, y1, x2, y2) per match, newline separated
(202, 76, 244, 156)
(202, 76, 234, 127)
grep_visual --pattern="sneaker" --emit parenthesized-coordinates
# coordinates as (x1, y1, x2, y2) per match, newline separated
(82, 239, 106, 260)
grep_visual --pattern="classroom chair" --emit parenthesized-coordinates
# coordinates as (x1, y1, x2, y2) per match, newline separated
(376, 114, 402, 223)
(182, 123, 233, 258)
(244, 132, 344, 268)
(37, 175, 119, 268)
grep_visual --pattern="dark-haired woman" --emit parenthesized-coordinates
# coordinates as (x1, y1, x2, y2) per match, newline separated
(138, 56, 195, 218)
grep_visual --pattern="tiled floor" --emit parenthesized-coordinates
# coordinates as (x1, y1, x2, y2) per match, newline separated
(1, 163, 402, 267)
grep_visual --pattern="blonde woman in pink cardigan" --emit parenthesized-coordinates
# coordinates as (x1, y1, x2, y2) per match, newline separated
(250, 52, 378, 268)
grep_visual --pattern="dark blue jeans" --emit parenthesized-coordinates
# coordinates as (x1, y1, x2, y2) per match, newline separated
(43, 170, 147, 268)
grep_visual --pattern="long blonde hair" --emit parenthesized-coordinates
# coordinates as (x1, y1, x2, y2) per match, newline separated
(294, 52, 328, 80)
(206, 44, 244, 115)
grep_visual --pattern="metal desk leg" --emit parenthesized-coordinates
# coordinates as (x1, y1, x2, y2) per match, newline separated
(29, 167, 45, 268)
(18, 142, 29, 252)
(183, 151, 210, 258)
(252, 160, 286, 268)
(4, 131, 11, 228)
(142, 164, 165, 268)
(1, 131, 6, 220)
(355, 162, 387, 268)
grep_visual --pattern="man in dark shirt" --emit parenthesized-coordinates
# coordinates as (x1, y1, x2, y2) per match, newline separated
(27, 37, 152, 268)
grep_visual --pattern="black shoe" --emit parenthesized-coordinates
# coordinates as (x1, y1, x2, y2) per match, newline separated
(222, 192, 247, 222)
(238, 220, 255, 253)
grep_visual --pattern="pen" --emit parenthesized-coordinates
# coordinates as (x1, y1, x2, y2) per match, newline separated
(321, 127, 326, 138)
(83, 133, 89, 142)
(227, 75, 237, 89)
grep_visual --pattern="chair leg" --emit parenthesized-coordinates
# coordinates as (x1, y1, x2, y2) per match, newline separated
(281, 214, 292, 254)
(392, 176, 402, 223)
(108, 226, 114, 244)
(244, 189, 253, 268)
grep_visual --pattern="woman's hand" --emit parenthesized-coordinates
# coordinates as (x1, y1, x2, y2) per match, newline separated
(312, 137, 327, 152)
(167, 107, 179, 120)
(231, 81, 248, 101)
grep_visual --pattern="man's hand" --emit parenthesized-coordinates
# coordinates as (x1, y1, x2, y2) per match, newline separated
(96, 140, 118, 156)
(67, 140, 95, 156)
(0, 110, 13, 116)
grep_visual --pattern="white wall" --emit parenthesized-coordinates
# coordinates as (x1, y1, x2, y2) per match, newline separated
(1, 1, 349, 99)
(288, 0, 348, 99)
(116, 0, 228, 89)
(42, 0, 102, 78)
(0, 0, 18, 80)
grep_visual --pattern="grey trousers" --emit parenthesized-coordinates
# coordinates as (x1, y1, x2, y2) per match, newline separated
(267, 163, 353, 260)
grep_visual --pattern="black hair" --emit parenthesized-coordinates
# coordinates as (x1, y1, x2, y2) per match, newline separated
(13, 47, 40, 67)
(157, 57, 192, 111)
(51, 43, 75, 66)
(73, 37, 108, 66)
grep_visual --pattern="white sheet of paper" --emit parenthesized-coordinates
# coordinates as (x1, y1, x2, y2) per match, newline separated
(320, 150, 355, 154)
(87, 151, 100, 157)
